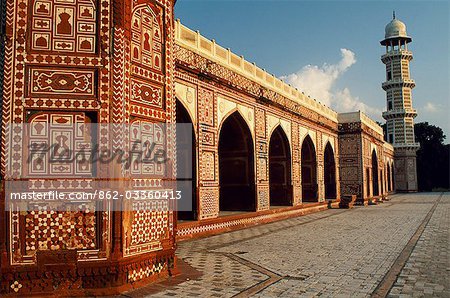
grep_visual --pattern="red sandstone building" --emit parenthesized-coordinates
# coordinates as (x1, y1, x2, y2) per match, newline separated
(0, 1, 416, 295)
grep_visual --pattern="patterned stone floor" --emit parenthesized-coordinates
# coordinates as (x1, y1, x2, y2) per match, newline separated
(123, 192, 449, 297)
(388, 193, 450, 298)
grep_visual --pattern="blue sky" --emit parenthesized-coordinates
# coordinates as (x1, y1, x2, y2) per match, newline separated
(175, 0, 450, 143)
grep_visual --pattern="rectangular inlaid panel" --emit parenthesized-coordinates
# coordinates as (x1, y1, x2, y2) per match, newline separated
(125, 200, 169, 256)
(258, 157, 267, 181)
(30, 0, 98, 54)
(27, 112, 93, 177)
(131, 78, 163, 109)
(200, 151, 215, 181)
(28, 67, 97, 98)
(201, 130, 214, 146)
(198, 87, 214, 126)
(199, 187, 219, 220)
(25, 205, 96, 254)
(129, 120, 165, 177)
(255, 108, 266, 138)
(131, 4, 164, 73)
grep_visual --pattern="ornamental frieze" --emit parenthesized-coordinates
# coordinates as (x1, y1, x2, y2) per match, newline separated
(175, 45, 337, 131)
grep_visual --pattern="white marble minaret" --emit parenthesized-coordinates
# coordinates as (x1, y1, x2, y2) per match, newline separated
(381, 12, 419, 192)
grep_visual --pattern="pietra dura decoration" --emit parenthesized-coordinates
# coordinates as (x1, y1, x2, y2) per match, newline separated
(30, 0, 98, 54)
(0, 0, 177, 295)
(0, 0, 399, 294)
(28, 67, 97, 99)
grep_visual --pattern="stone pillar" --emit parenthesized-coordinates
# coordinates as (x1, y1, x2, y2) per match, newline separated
(291, 122, 301, 205)
(198, 88, 219, 219)
(255, 108, 269, 211)
(334, 137, 341, 201)
(316, 132, 325, 202)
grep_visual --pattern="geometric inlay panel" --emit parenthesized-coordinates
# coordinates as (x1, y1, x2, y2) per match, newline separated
(25, 205, 96, 254)
(28, 67, 97, 98)
(125, 200, 169, 256)
(131, 78, 163, 108)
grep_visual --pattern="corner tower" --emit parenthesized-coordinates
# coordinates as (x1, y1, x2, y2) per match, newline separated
(381, 12, 419, 192)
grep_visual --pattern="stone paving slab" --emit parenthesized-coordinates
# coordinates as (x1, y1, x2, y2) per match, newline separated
(123, 193, 448, 297)
(388, 193, 450, 298)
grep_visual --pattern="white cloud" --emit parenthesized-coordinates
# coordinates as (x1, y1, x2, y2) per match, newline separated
(423, 102, 438, 113)
(335, 88, 382, 116)
(280, 49, 381, 119)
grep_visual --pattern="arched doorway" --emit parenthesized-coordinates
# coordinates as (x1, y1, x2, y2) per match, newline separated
(218, 111, 256, 212)
(324, 142, 337, 200)
(176, 100, 197, 221)
(269, 126, 292, 206)
(301, 135, 318, 202)
(372, 150, 379, 197)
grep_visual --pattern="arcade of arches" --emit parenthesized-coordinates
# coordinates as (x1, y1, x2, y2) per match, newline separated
(173, 23, 397, 234)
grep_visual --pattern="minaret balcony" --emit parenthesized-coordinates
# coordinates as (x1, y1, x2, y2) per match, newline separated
(393, 142, 420, 150)
(382, 108, 417, 120)
(381, 50, 413, 63)
(382, 78, 415, 90)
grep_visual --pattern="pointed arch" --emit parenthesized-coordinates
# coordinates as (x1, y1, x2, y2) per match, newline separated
(218, 111, 256, 212)
(218, 107, 254, 143)
(300, 132, 316, 153)
(269, 125, 292, 206)
(175, 83, 197, 125)
(324, 142, 337, 200)
(268, 120, 291, 150)
(268, 123, 291, 147)
(372, 149, 379, 197)
(176, 99, 197, 220)
(301, 135, 318, 202)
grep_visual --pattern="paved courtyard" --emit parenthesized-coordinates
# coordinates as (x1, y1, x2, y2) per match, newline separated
(125, 192, 449, 297)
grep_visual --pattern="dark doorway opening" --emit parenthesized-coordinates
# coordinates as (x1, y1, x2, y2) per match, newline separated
(372, 150, 379, 197)
(176, 100, 197, 221)
(269, 126, 292, 206)
(380, 169, 384, 195)
(218, 112, 256, 212)
(324, 142, 337, 200)
(301, 135, 318, 202)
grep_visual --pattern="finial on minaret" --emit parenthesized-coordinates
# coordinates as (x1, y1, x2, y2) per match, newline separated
(393, 10, 396, 19)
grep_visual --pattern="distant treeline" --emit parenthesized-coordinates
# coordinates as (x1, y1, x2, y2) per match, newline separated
(414, 122, 450, 191)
